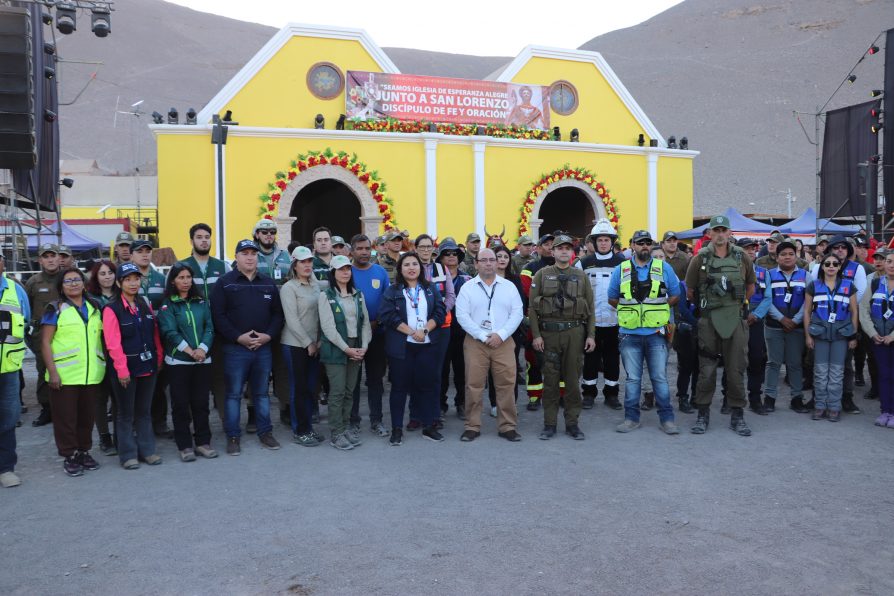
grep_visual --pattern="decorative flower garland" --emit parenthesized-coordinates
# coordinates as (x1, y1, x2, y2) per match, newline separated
(349, 117, 551, 140)
(518, 165, 619, 241)
(259, 148, 398, 230)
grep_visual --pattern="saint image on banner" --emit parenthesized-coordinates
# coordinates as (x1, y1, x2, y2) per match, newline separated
(506, 86, 546, 129)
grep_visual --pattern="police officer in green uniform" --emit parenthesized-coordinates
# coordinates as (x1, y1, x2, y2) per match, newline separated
(310, 227, 333, 288)
(130, 240, 166, 309)
(181, 223, 229, 417)
(512, 235, 536, 275)
(529, 234, 596, 440)
(685, 215, 757, 436)
(25, 243, 61, 426)
(460, 233, 481, 277)
(377, 230, 404, 284)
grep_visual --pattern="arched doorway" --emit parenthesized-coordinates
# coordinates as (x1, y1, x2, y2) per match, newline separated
(290, 179, 362, 245)
(537, 187, 595, 239)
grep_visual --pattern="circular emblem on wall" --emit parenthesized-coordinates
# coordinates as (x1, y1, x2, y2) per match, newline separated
(549, 80, 578, 116)
(306, 62, 344, 100)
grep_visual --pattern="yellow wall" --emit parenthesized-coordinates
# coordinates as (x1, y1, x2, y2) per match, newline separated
(435, 143, 475, 240)
(224, 37, 382, 129)
(658, 156, 695, 234)
(60, 206, 135, 219)
(509, 57, 648, 147)
(157, 134, 216, 258)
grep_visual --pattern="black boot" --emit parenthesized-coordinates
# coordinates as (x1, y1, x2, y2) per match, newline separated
(803, 396, 815, 410)
(31, 406, 51, 427)
(842, 393, 861, 414)
(581, 385, 596, 410)
(749, 396, 768, 416)
(720, 396, 731, 415)
(603, 390, 623, 410)
(729, 407, 752, 436)
(790, 396, 810, 414)
(763, 396, 776, 413)
(691, 408, 710, 434)
(678, 395, 694, 414)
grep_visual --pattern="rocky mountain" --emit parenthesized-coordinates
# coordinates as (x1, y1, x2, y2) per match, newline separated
(53, 0, 894, 215)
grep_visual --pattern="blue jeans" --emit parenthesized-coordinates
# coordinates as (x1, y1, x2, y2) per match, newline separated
(0, 371, 21, 474)
(224, 344, 273, 438)
(112, 374, 157, 464)
(620, 333, 674, 423)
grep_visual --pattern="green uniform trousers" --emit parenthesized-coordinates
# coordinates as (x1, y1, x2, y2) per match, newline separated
(541, 325, 585, 427)
(694, 317, 749, 408)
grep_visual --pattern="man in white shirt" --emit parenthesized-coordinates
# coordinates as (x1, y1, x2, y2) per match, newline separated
(455, 248, 524, 441)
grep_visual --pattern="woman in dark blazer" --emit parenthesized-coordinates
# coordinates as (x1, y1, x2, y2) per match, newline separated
(378, 252, 446, 446)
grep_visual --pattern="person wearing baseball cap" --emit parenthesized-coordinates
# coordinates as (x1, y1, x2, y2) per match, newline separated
(330, 235, 349, 257)
(252, 219, 291, 287)
(210, 238, 283, 455)
(529, 233, 595, 440)
(56, 245, 74, 269)
(114, 232, 134, 265)
(460, 232, 482, 277)
(25, 243, 62, 426)
(660, 230, 690, 282)
(607, 229, 681, 435)
(684, 213, 757, 436)
(512, 235, 536, 274)
(317, 254, 371, 450)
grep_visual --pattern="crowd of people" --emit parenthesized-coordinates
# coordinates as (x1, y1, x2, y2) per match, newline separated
(0, 214, 889, 487)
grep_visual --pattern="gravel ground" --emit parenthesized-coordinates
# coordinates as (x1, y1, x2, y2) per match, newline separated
(2, 353, 893, 596)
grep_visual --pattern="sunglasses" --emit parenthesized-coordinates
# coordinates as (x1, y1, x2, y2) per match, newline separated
(258, 230, 276, 236)
(634, 241, 653, 246)
(823, 261, 841, 268)
(441, 251, 459, 257)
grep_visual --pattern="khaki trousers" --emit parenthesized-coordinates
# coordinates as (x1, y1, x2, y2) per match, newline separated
(463, 336, 518, 433)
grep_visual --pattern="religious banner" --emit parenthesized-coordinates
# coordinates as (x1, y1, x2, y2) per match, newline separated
(346, 71, 550, 129)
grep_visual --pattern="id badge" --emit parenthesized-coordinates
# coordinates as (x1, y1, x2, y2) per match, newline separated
(828, 313, 836, 323)
(274, 269, 282, 280)
(481, 319, 492, 331)
(139, 350, 153, 362)
(416, 318, 425, 330)
(783, 293, 792, 304)
(884, 309, 893, 320)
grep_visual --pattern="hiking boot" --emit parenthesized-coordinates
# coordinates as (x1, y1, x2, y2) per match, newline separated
(720, 397, 731, 415)
(604, 394, 623, 410)
(346, 428, 363, 446)
(63, 454, 84, 477)
(292, 432, 320, 446)
(498, 430, 522, 442)
(389, 428, 403, 446)
(99, 433, 117, 456)
(195, 444, 218, 458)
(763, 396, 776, 413)
(180, 449, 196, 462)
(526, 398, 541, 411)
(812, 409, 827, 421)
(460, 430, 480, 442)
(0, 471, 22, 487)
(370, 422, 390, 437)
(258, 432, 281, 450)
(78, 451, 100, 471)
(330, 432, 354, 450)
(615, 419, 641, 433)
(143, 454, 162, 465)
(245, 407, 257, 434)
(660, 420, 681, 435)
(456, 405, 466, 420)
(842, 394, 861, 414)
(790, 396, 810, 414)
(406, 419, 422, 431)
(565, 425, 586, 440)
(691, 409, 710, 434)
(678, 395, 694, 414)
(121, 459, 140, 470)
(581, 395, 595, 410)
(32, 407, 51, 427)
(538, 425, 556, 440)
(226, 437, 241, 456)
(640, 392, 655, 411)
(422, 427, 445, 442)
(828, 410, 841, 422)
(749, 397, 768, 416)
(729, 408, 752, 436)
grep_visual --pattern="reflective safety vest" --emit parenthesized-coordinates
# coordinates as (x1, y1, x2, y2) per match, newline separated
(869, 277, 894, 336)
(46, 301, 106, 385)
(0, 279, 26, 374)
(769, 268, 807, 317)
(426, 262, 453, 328)
(811, 279, 853, 323)
(750, 266, 768, 308)
(617, 259, 670, 329)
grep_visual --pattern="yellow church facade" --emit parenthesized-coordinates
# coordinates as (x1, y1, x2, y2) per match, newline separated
(152, 24, 696, 258)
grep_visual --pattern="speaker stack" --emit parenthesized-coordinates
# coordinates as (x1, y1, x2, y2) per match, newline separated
(0, 6, 36, 170)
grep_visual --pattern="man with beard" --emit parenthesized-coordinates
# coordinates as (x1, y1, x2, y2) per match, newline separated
(182, 223, 229, 416)
(576, 219, 624, 410)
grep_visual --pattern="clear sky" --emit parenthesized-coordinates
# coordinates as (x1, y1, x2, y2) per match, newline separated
(167, 0, 685, 56)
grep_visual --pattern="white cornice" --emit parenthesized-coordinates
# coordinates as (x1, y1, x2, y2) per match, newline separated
(195, 23, 400, 124)
(149, 125, 697, 159)
(495, 45, 665, 146)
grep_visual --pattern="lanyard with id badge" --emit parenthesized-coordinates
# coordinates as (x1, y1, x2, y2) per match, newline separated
(477, 281, 497, 332)
(824, 284, 840, 323)
(130, 302, 154, 362)
(405, 286, 425, 333)
(884, 279, 894, 320)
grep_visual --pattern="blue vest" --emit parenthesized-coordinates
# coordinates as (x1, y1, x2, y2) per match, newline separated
(769, 268, 807, 317)
(842, 260, 859, 281)
(811, 279, 853, 324)
(869, 277, 894, 336)
(750, 266, 768, 308)
(105, 298, 158, 377)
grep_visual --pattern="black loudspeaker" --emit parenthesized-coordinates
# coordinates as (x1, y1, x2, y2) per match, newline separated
(0, 7, 36, 170)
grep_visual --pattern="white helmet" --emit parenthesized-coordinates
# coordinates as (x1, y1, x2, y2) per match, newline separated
(589, 218, 617, 240)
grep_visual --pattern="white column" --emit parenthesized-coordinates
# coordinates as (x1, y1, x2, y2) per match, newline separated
(474, 142, 486, 237)
(213, 143, 228, 260)
(647, 152, 658, 239)
(425, 138, 438, 236)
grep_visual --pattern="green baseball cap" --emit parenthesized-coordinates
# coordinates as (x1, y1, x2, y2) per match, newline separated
(709, 215, 731, 230)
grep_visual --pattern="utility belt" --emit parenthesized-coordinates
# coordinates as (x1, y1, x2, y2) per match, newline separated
(540, 320, 582, 332)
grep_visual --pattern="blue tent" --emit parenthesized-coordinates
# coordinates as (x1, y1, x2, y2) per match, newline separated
(26, 221, 103, 253)
(778, 208, 862, 236)
(674, 207, 778, 240)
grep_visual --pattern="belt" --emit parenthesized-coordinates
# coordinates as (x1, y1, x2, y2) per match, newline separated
(540, 320, 582, 332)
